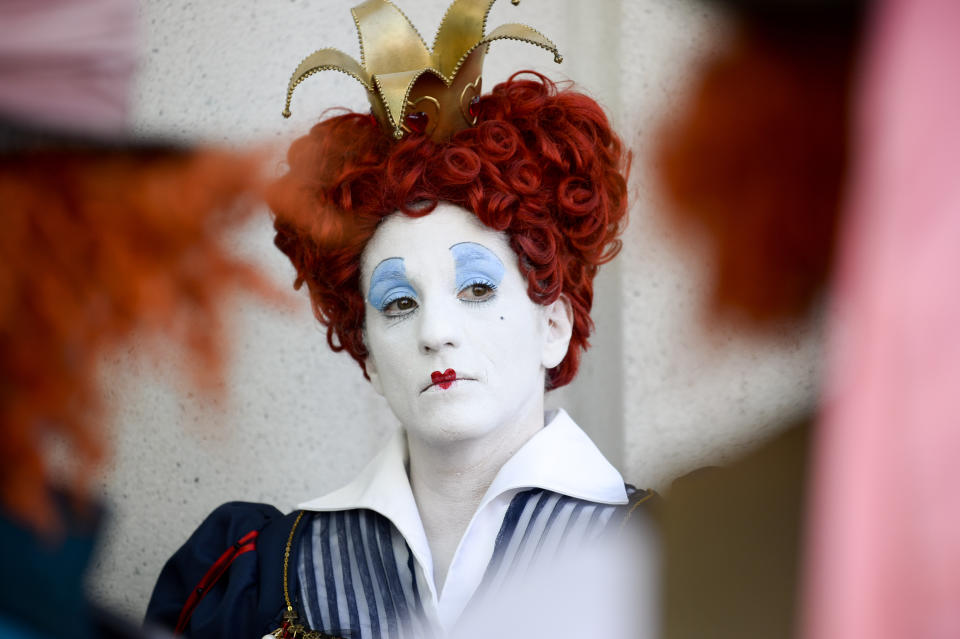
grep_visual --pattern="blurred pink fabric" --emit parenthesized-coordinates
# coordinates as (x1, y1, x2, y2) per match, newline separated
(0, 0, 138, 133)
(804, 0, 960, 638)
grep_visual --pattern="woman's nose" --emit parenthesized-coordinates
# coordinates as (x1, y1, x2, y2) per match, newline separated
(417, 297, 462, 354)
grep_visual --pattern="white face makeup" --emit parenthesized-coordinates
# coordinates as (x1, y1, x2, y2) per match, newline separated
(360, 203, 570, 446)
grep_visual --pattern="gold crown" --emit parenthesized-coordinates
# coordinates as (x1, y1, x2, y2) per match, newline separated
(282, 0, 562, 141)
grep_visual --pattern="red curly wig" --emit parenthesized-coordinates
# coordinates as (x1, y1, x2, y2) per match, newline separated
(269, 73, 629, 389)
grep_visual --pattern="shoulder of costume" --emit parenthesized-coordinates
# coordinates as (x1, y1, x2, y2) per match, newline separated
(613, 484, 660, 529)
(145, 502, 307, 639)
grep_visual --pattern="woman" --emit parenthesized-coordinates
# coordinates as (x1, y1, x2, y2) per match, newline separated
(146, 2, 651, 637)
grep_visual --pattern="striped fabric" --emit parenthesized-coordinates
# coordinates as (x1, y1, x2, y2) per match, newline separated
(296, 488, 632, 639)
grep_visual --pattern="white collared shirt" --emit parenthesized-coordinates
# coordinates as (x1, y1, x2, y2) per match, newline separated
(297, 408, 628, 634)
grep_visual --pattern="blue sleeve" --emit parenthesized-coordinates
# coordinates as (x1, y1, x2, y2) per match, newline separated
(144, 501, 285, 639)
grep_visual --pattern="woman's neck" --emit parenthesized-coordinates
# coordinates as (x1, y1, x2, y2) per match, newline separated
(406, 396, 545, 593)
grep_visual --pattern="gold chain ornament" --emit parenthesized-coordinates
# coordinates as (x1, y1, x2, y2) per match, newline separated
(262, 511, 343, 639)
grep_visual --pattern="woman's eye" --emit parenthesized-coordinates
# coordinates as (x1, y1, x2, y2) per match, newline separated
(383, 297, 417, 316)
(458, 283, 496, 302)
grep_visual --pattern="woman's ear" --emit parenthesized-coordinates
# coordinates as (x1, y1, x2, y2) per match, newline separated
(541, 294, 574, 370)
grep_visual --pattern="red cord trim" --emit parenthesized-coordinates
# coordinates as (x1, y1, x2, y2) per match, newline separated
(174, 529, 259, 635)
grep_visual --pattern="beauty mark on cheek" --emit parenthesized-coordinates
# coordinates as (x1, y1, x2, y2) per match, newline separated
(450, 242, 505, 291)
(367, 257, 417, 310)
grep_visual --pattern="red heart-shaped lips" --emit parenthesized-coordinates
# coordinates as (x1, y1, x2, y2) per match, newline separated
(431, 369, 456, 389)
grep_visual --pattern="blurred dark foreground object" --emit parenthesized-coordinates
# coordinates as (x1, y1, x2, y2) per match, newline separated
(656, 0, 960, 637)
(0, 492, 167, 639)
(660, 422, 810, 639)
(653, 1, 867, 638)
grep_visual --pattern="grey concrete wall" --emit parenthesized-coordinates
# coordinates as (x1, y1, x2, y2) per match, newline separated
(88, 0, 820, 620)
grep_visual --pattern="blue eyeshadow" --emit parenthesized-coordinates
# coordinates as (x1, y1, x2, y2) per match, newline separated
(367, 257, 417, 310)
(450, 242, 504, 291)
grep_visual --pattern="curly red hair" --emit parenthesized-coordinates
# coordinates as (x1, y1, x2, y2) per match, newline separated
(0, 146, 272, 530)
(269, 73, 628, 389)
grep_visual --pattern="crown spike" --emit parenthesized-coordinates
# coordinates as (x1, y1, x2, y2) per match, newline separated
(438, 22, 561, 87)
(283, 48, 372, 118)
(351, 0, 431, 75)
(480, 23, 563, 65)
(432, 0, 502, 76)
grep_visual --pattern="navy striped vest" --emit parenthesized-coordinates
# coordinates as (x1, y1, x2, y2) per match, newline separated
(295, 487, 640, 639)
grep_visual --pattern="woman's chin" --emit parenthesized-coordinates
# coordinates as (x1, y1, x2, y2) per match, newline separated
(403, 410, 502, 447)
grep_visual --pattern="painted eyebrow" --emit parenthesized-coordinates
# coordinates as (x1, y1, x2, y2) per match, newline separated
(449, 242, 505, 290)
(367, 257, 417, 308)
